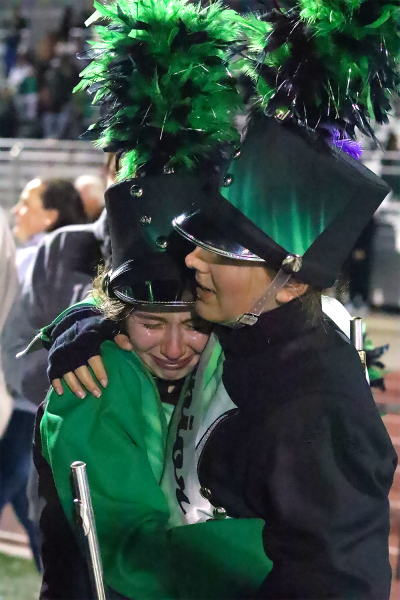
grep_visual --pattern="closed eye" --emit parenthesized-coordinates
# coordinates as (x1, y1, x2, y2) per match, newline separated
(140, 322, 164, 330)
(185, 320, 212, 334)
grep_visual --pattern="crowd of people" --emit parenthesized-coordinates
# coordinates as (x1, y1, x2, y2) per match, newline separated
(0, 6, 97, 139)
(0, 1, 263, 140)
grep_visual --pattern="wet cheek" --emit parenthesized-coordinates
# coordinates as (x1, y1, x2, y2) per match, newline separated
(188, 332, 209, 354)
(128, 327, 160, 352)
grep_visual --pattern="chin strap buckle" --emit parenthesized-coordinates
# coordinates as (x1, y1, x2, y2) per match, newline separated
(224, 254, 303, 329)
(236, 313, 259, 327)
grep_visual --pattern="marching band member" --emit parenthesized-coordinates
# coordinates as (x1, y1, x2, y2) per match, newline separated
(35, 2, 271, 599)
(169, 2, 400, 595)
(172, 111, 397, 599)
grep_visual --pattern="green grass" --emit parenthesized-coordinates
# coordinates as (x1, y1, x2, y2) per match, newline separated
(0, 552, 41, 600)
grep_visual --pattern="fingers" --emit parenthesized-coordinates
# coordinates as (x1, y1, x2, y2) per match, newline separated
(114, 333, 133, 351)
(50, 342, 127, 400)
(52, 378, 63, 396)
(63, 371, 88, 399)
(59, 368, 102, 399)
(51, 361, 106, 400)
(88, 356, 108, 388)
(74, 365, 102, 398)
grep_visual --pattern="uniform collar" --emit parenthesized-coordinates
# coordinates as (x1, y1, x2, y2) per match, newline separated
(216, 297, 321, 356)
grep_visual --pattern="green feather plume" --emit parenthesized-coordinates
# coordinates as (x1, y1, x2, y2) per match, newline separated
(365, 335, 390, 392)
(239, 0, 400, 138)
(75, 0, 243, 180)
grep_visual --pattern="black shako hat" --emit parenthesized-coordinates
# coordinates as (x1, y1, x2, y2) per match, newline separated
(173, 116, 390, 290)
(75, 0, 245, 306)
(105, 174, 219, 306)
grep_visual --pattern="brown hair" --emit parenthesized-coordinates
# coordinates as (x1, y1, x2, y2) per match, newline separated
(40, 178, 87, 231)
(289, 283, 323, 323)
(90, 268, 133, 322)
(264, 265, 323, 324)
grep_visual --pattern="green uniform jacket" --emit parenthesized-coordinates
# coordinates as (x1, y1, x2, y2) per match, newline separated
(41, 340, 272, 600)
(41, 342, 178, 599)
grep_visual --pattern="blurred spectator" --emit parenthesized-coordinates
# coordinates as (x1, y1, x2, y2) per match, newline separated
(347, 219, 377, 311)
(75, 174, 106, 222)
(7, 51, 39, 137)
(381, 131, 400, 199)
(36, 32, 57, 86)
(0, 178, 86, 570)
(57, 6, 74, 43)
(3, 8, 28, 77)
(12, 177, 87, 244)
(0, 86, 18, 137)
(0, 5, 98, 140)
(0, 208, 17, 438)
(40, 51, 80, 139)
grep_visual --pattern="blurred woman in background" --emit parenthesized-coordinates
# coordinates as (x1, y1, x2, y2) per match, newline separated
(0, 207, 17, 438)
(0, 178, 86, 570)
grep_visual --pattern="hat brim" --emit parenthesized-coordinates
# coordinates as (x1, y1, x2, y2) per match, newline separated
(173, 210, 263, 262)
(112, 282, 195, 307)
(110, 258, 196, 306)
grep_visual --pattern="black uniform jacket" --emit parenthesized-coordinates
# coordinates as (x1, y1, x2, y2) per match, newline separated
(198, 298, 397, 600)
(18, 213, 108, 406)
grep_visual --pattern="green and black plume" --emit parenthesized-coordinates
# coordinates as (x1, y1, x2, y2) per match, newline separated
(240, 0, 400, 139)
(75, 0, 243, 180)
(365, 336, 390, 392)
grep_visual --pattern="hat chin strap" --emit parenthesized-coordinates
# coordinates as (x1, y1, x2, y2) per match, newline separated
(222, 267, 292, 329)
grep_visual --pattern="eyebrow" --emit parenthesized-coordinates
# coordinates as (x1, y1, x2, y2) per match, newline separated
(134, 313, 195, 325)
(134, 313, 168, 323)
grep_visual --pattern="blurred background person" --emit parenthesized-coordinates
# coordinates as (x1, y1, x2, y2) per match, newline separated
(342, 220, 377, 313)
(381, 131, 400, 200)
(12, 177, 86, 244)
(17, 157, 115, 407)
(74, 174, 105, 222)
(0, 208, 17, 439)
(0, 85, 18, 138)
(39, 50, 79, 140)
(0, 4, 93, 141)
(0, 178, 86, 571)
(342, 132, 400, 312)
(7, 51, 38, 138)
(2, 7, 28, 78)
(56, 6, 74, 44)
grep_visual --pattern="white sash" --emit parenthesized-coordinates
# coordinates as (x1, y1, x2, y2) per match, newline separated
(161, 334, 236, 526)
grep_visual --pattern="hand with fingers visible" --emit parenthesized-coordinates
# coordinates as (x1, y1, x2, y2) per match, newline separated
(48, 314, 133, 399)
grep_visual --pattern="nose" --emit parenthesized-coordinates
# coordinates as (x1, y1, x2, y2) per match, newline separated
(11, 202, 21, 216)
(185, 246, 207, 271)
(160, 327, 186, 361)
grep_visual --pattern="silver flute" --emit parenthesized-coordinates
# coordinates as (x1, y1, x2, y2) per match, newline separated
(71, 461, 107, 600)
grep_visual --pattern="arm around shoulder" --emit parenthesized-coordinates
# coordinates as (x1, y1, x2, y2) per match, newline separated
(40, 342, 176, 600)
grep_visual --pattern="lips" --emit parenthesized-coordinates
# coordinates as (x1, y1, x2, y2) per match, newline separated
(196, 279, 215, 294)
(150, 355, 194, 371)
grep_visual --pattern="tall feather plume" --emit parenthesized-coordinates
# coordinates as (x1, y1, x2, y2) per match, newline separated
(75, 0, 243, 180)
(239, 0, 400, 142)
